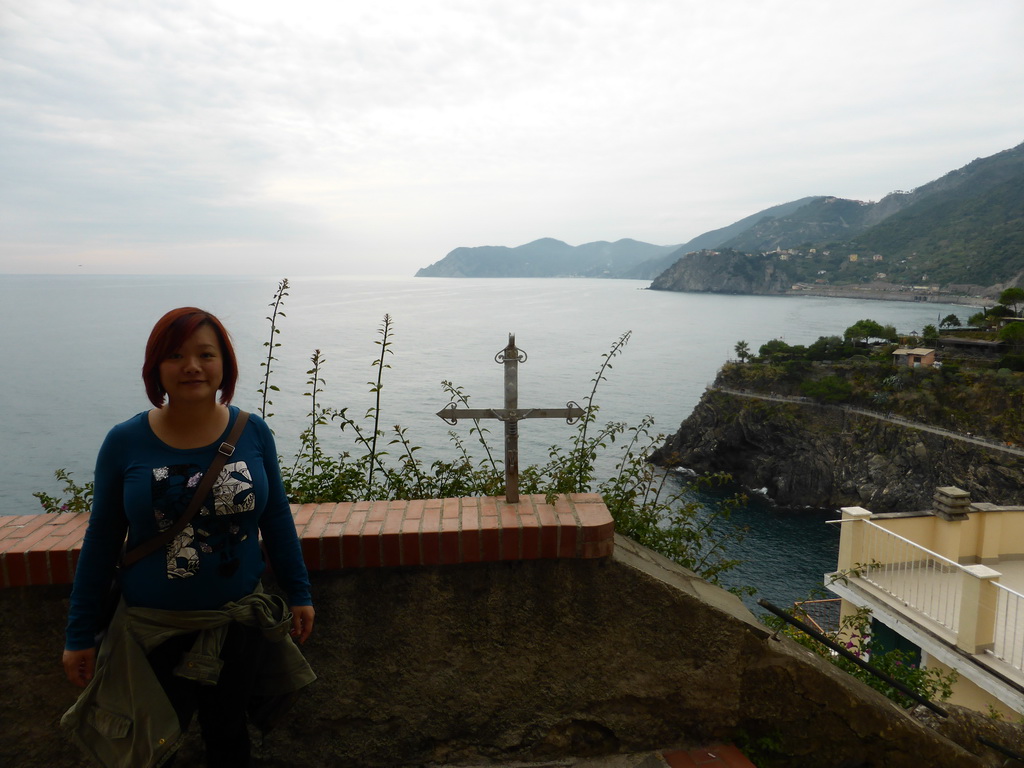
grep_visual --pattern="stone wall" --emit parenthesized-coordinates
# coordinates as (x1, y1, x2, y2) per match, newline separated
(0, 497, 1019, 767)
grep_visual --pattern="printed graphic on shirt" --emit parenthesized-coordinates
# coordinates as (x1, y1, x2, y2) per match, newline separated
(152, 462, 255, 580)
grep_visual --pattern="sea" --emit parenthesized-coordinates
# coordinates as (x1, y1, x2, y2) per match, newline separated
(0, 274, 970, 612)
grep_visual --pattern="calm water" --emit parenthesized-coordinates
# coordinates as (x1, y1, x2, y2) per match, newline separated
(0, 274, 968, 610)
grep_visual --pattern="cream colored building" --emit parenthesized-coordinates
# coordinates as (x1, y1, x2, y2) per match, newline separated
(827, 487, 1024, 717)
(892, 347, 936, 367)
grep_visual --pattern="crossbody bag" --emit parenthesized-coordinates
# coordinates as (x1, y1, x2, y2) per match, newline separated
(96, 411, 251, 635)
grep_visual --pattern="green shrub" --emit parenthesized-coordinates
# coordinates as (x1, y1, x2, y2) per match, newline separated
(800, 375, 853, 403)
(997, 354, 1024, 372)
(33, 469, 93, 514)
(767, 576, 957, 710)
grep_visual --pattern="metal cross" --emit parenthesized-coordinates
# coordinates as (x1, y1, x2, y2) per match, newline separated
(437, 334, 584, 503)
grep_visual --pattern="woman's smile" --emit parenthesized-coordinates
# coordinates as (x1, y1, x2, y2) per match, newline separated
(159, 324, 224, 404)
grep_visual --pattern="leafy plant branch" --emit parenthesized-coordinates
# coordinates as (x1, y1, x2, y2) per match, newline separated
(258, 278, 288, 420)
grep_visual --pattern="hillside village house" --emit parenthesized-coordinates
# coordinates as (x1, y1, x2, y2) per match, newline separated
(893, 347, 936, 367)
(827, 487, 1024, 717)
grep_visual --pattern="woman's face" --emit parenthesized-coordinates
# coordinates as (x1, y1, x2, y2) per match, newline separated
(158, 323, 224, 405)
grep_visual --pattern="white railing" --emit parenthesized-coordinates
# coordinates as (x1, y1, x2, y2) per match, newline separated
(991, 582, 1024, 672)
(857, 521, 962, 633)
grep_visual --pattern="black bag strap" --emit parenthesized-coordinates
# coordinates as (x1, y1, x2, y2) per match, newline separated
(122, 411, 250, 568)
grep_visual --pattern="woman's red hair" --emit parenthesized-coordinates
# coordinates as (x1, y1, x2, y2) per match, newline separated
(142, 308, 238, 407)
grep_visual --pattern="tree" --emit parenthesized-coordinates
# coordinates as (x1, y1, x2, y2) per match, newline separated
(939, 313, 961, 329)
(806, 335, 849, 361)
(844, 319, 882, 344)
(758, 339, 795, 359)
(998, 321, 1024, 351)
(734, 340, 751, 363)
(998, 287, 1024, 316)
(968, 310, 990, 329)
(921, 324, 940, 344)
(843, 319, 894, 345)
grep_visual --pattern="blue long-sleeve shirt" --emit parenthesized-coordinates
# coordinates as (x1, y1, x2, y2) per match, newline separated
(66, 407, 312, 650)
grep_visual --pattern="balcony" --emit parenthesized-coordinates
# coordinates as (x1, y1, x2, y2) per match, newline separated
(827, 489, 1024, 714)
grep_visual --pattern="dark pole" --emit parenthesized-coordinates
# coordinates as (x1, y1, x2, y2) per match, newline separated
(502, 334, 520, 503)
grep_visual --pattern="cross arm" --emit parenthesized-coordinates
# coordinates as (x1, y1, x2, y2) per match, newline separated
(436, 403, 584, 425)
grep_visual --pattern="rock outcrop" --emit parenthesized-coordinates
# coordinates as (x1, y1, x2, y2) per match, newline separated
(649, 249, 795, 295)
(650, 389, 1024, 513)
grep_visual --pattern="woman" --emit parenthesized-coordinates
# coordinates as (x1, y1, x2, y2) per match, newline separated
(62, 307, 315, 768)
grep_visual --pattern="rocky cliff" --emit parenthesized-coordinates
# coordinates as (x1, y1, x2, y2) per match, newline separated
(650, 389, 1024, 513)
(649, 249, 795, 294)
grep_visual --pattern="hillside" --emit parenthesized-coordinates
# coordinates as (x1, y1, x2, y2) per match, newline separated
(415, 141, 1024, 292)
(414, 237, 682, 278)
(620, 196, 822, 279)
(843, 171, 1024, 286)
(654, 141, 1024, 297)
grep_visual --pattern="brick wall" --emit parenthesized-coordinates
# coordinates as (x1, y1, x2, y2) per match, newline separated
(0, 493, 615, 587)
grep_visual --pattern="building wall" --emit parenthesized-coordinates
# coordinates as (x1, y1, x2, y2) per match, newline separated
(925, 654, 1017, 720)
(874, 510, 1024, 565)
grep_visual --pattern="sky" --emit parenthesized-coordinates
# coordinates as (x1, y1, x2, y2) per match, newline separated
(1, 0, 1022, 277)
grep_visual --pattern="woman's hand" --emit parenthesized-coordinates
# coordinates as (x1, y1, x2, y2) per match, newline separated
(63, 647, 96, 688)
(289, 605, 315, 644)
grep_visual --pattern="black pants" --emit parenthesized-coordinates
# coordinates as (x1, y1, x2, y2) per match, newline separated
(148, 623, 266, 768)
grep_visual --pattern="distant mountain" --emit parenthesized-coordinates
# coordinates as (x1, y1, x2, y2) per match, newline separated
(653, 141, 1024, 295)
(416, 141, 1024, 291)
(415, 238, 682, 278)
(415, 199, 823, 280)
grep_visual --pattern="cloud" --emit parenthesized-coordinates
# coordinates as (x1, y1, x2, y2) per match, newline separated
(1, 0, 1023, 274)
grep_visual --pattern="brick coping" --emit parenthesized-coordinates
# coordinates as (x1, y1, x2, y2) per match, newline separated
(0, 494, 615, 588)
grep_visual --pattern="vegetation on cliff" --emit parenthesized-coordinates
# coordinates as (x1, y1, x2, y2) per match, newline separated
(719, 318, 1024, 445)
(649, 248, 795, 294)
(652, 314, 1024, 512)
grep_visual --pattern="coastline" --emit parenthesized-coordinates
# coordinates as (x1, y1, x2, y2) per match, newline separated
(783, 284, 989, 307)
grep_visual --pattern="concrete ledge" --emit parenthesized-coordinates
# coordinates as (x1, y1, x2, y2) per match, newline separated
(0, 493, 615, 587)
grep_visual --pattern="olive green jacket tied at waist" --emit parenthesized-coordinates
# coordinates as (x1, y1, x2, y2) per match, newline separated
(61, 591, 317, 768)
